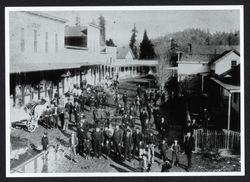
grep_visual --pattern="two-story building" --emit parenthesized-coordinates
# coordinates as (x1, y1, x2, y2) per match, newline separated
(9, 11, 110, 107)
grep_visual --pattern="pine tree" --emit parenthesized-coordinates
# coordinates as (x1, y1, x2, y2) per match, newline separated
(98, 15, 106, 46)
(129, 24, 138, 59)
(106, 38, 116, 47)
(139, 30, 155, 59)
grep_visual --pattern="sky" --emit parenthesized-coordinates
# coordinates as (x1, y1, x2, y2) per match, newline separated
(46, 10, 240, 46)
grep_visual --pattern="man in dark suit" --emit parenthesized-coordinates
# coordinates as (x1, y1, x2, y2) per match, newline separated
(159, 117, 168, 139)
(184, 131, 195, 171)
(122, 91, 128, 108)
(140, 108, 148, 132)
(113, 125, 124, 161)
(152, 106, 161, 131)
(65, 98, 73, 123)
(73, 100, 81, 124)
(123, 129, 133, 161)
(92, 126, 104, 159)
(77, 116, 88, 156)
(132, 127, 143, 158)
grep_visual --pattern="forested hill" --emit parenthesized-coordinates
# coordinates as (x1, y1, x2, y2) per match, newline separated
(153, 28, 240, 46)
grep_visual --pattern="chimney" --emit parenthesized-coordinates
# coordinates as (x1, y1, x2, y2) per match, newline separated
(187, 43, 192, 54)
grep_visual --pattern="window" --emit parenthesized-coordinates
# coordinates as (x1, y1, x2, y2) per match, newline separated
(34, 30, 37, 53)
(55, 33, 58, 52)
(231, 60, 237, 68)
(45, 32, 48, 53)
(20, 28, 25, 52)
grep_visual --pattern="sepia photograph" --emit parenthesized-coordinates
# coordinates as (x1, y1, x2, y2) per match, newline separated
(5, 6, 244, 177)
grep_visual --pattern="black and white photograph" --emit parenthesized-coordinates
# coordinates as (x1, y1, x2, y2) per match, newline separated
(5, 6, 244, 177)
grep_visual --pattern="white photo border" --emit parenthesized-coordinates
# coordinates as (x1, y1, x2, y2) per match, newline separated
(5, 5, 245, 177)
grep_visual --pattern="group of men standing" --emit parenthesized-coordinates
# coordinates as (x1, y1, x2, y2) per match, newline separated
(40, 81, 196, 172)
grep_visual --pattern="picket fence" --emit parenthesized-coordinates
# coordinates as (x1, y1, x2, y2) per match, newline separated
(193, 129, 240, 153)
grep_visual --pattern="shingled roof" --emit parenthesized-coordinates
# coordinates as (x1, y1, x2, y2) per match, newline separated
(178, 54, 212, 63)
(178, 45, 240, 63)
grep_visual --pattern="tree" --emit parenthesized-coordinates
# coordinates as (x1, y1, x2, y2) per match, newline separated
(139, 30, 155, 59)
(106, 38, 116, 47)
(98, 15, 106, 46)
(129, 24, 138, 59)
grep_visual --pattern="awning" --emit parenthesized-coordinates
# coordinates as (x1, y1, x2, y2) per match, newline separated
(211, 77, 240, 92)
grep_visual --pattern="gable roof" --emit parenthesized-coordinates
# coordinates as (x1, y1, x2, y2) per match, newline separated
(116, 46, 134, 59)
(178, 54, 212, 64)
(209, 49, 240, 65)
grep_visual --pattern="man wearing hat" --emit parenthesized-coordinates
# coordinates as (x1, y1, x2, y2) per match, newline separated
(145, 130, 157, 164)
(92, 126, 104, 159)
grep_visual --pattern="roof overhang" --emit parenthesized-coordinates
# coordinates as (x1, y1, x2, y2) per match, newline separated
(25, 11, 68, 23)
(211, 77, 240, 93)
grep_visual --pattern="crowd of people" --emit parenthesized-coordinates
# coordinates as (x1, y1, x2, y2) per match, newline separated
(39, 81, 197, 172)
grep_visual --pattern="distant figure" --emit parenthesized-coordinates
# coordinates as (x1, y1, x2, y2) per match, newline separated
(203, 108, 211, 129)
(137, 84, 142, 97)
(122, 91, 128, 108)
(69, 132, 78, 163)
(41, 132, 49, 158)
(48, 86, 53, 101)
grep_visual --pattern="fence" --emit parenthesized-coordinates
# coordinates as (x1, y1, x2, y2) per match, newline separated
(193, 128, 240, 153)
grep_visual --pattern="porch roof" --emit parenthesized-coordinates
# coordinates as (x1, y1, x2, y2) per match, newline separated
(10, 62, 100, 74)
(211, 77, 240, 92)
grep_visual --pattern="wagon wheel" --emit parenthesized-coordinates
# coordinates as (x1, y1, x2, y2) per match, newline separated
(27, 118, 36, 132)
